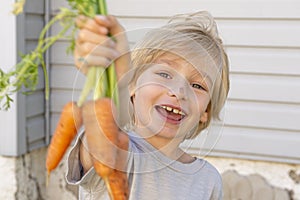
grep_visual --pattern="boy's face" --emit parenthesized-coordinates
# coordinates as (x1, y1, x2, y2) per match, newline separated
(130, 53, 212, 142)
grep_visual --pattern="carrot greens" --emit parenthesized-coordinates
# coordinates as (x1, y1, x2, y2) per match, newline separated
(1, 0, 119, 110)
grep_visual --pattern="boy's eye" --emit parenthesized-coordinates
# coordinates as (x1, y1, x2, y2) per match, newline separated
(157, 72, 171, 79)
(191, 83, 206, 91)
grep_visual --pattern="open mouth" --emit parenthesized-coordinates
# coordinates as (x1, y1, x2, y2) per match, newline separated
(155, 105, 187, 123)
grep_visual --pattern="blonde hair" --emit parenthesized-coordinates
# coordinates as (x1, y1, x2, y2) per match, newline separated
(129, 11, 230, 139)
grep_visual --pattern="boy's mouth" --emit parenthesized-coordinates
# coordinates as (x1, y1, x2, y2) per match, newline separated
(155, 105, 187, 122)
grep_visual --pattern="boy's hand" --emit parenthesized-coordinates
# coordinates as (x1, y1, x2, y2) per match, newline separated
(74, 15, 131, 80)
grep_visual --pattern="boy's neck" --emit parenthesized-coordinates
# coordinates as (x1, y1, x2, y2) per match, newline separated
(141, 133, 195, 164)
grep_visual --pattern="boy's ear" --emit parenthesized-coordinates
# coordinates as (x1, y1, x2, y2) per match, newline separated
(200, 111, 208, 123)
(128, 83, 135, 96)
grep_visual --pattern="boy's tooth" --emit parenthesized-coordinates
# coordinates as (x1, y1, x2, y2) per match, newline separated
(160, 105, 185, 116)
(166, 106, 172, 111)
(179, 111, 185, 116)
(173, 109, 179, 114)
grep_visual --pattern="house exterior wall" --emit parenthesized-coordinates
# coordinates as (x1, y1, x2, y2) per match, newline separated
(49, 1, 300, 199)
(51, 0, 300, 164)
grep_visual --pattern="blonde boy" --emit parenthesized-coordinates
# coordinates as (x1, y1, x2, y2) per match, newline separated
(67, 11, 229, 200)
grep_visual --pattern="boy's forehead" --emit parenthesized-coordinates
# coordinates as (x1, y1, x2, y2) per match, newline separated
(155, 53, 220, 84)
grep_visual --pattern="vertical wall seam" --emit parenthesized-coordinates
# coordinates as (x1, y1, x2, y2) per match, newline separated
(44, 0, 51, 145)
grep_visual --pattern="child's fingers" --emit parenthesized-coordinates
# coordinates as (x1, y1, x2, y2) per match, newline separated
(77, 42, 120, 61)
(107, 15, 126, 36)
(74, 48, 88, 74)
(88, 45, 120, 60)
(76, 15, 109, 35)
(81, 54, 114, 68)
(75, 53, 113, 74)
(94, 15, 125, 36)
(94, 15, 112, 27)
(76, 36, 116, 54)
(75, 45, 120, 72)
(77, 29, 116, 47)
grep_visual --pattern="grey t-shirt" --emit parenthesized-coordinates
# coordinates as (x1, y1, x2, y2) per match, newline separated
(66, 131, 223, 200)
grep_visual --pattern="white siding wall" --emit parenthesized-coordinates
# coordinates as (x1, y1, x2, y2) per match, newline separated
(0, 0, 19, 156)
(0, 0, 46, 155)
(50, 0, 300, 163)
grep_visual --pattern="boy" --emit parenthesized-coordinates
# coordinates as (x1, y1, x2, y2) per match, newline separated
(67, 11, 229, 200)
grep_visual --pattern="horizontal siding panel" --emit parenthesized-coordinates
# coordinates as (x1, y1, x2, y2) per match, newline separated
(51, 65, 85, 90)
(182, 126, 300, 163)
(51, 0, 71, 13)
(217, 19, 300, 47)
(50, 89, 82, 113)
(218, 127, 300, 158)
(119, 18, 300, 47)
(25, 90, 45, 118)
(107, 0, 300, 19)
(25, 40, 39, 53)
(51, 0, 300, 19)
(50, 114, 59, 136)
(25, 13, 44, 40)
(25, 0, 44, 14)
(228, 47, 300, 76)
(224, 101, 300, 131)
(52, 19, 300, 62)
(119, 18, 166, 44)
(28, 140, 46, 151)
(229, 74, 300, 103)
(50, 41, 74, 65)
(50, 17, 76, 38)
(27, 116, 45, 143)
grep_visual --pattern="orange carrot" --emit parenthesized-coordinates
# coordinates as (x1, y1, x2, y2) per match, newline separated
(106, 132, 129, 200)
(82, 98, 118, 177)
(46, 102, 82, 175)
(107, 169, 129, 200)
(82, 98, 129, 200)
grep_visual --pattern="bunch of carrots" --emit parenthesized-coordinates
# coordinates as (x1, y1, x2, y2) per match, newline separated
(5, 0, 130, 199)
(46, 1, 129, 200)
(47, 99, 129, 200)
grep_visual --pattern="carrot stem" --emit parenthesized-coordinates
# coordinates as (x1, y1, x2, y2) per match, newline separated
(77, 0, 119, 108)
(94, 67, 107, 100)
(107, 63, 119, 109)
(77, 67, 96, 107)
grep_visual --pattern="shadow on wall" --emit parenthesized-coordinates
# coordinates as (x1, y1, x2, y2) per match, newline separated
(222, 170, 292, 200)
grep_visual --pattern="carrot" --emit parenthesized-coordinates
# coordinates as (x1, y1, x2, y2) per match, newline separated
(82, 98, 129, 199)
(46, 101, 82, 176)
(82, 98, 118, 176)
(106, 132, 129, 200)
(107, 169, 129, 200)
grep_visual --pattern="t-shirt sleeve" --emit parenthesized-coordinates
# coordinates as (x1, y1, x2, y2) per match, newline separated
(209, 165, 223, 200)
(65, 130, 132, 200)
(65, 130, 105, 190)
(211, 178, 223, 200)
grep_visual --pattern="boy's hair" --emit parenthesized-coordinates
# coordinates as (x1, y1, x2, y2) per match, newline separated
(129, 11, 230, 139)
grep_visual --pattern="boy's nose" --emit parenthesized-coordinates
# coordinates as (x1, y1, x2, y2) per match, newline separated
(167, 86, 188, 100)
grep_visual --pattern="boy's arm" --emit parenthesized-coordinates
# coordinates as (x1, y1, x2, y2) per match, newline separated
(79, 135, 94, 174)
(74, 14, 132, 175)
(74, 15, 133, 127)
